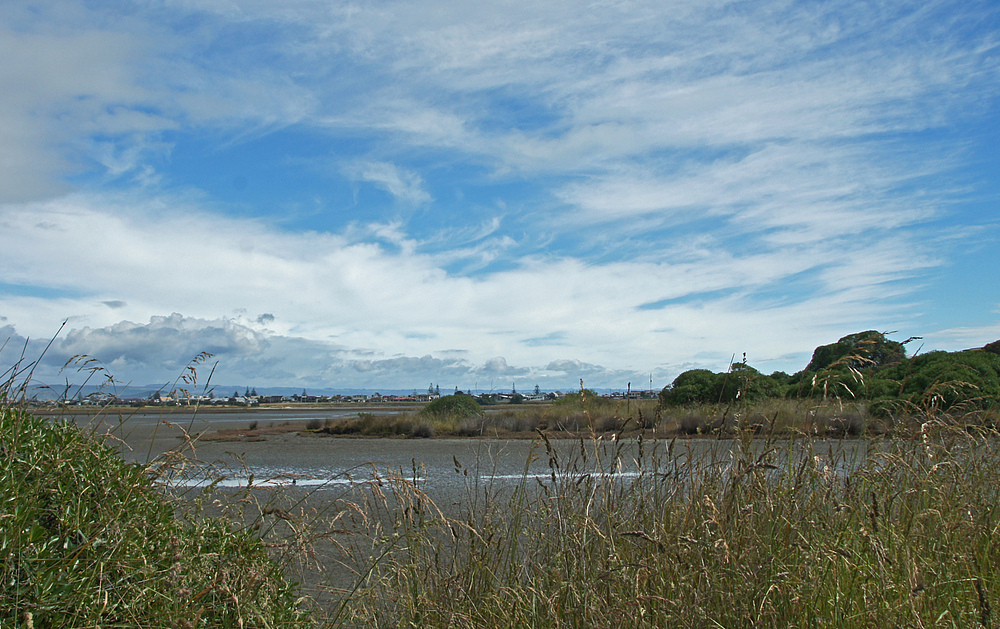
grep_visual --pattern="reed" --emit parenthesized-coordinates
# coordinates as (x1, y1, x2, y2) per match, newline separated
(330, 424, 1000, 627)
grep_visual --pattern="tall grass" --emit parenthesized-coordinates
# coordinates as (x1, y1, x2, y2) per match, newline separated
(0, 344, 324, 627)
(331, 424, 1000, 627)
(314, 395, 662, 438)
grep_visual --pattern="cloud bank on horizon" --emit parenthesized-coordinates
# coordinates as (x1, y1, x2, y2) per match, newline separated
(1, 0, 998, 392)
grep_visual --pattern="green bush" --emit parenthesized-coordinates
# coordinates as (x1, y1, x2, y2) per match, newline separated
(878, 349, 1000, 412)
(717, 363, 783, 402)
(660, 364, 784, 407)
(803, 330, 906, 372)
(420, 393, 482, 419)
(0, 404, 305, 628)
(659, 369, 718, 405)
(553, 389, 602, 406)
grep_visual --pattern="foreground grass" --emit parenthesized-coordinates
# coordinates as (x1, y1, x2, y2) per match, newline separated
(0, 402, 308, 628)
(333, 424, 1000, 628)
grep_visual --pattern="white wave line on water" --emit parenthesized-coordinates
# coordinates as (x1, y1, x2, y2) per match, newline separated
(166, 470, 427, 489)
(484, 470, 644, 482)
(166, 468, 650, 489)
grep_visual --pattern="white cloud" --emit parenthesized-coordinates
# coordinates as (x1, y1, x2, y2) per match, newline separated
(0, 187, 943, 387)
(0, 0, 317, 203)
(54, 313, 266, 368)
(920, 321, 1000, 353)
(482, 356, 529, 377)
(345, 161, 432, 205)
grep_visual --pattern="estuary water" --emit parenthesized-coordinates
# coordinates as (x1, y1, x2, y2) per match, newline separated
(67, 408, 867, 503)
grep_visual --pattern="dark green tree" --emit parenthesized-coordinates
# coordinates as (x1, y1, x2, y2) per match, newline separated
(659, 369, 719, 406)
(717, 363, 782, 403)
(556, 388, 601, 406)
(660, 369, 717, 406)
(804, 330, 906, 373)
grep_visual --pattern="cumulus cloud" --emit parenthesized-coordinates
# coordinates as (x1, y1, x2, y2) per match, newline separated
(481, 356, 529, 377)
(543, 359, 603, 375)
(0, 325, 27, 355)
(51, 313, 265, 370)
(6, 314, 350, 389)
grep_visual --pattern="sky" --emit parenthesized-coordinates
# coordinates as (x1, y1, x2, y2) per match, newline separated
(1, 0, 999, 394)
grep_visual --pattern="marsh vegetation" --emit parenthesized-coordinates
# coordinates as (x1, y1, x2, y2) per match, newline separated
(330, 426, 1000, 628)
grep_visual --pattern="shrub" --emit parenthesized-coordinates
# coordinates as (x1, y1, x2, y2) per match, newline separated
(0, 405, 305, 628)
(410, 420, 435, 438)
(660, 370, 720, 406)
(878, 349, 1000, 413)
(717, 363, 783, 403)
(505, 411, 542, 433)
(553, 389, 602, 406)
(803, 330, 906, 372)
(661, 364, 783, 407)
(421, 393, 483, 420)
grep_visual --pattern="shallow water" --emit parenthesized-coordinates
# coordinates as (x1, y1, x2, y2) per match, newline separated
(63, 408, 866, 499)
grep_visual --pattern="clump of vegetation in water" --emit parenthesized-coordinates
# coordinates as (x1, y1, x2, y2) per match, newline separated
(420, 393, 483, 420)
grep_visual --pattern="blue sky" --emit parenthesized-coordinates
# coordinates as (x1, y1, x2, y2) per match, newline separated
(1, 0, 998, 393)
